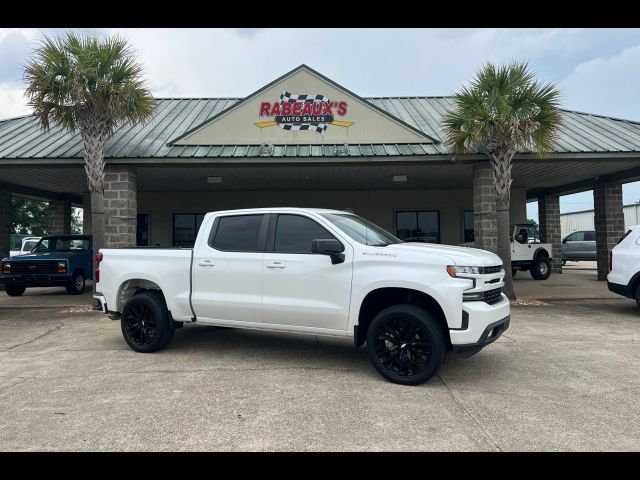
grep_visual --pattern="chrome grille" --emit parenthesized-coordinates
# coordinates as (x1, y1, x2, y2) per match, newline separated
(9, 261, 60, 274)
(483, 288, 503, 305)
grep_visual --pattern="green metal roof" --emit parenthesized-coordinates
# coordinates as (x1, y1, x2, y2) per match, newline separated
(2, 96, 640, 160)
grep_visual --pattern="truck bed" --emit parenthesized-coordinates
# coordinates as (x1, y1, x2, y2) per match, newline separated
(97, 247, 194, 321)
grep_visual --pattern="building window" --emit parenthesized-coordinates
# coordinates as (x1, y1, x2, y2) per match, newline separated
(173, 213, 205, 247)
(137, 214, 149, 246)
(396, 210, 440, 243)
(463, 210, 474, 243)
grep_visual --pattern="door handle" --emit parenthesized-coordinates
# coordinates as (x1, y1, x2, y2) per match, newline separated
(198, 260, 215, 267)
(266, 262, 286, 269)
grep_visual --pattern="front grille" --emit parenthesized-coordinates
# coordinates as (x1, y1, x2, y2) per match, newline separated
(480, 265, 502, 274)
(483, 287, 503, 305)
(10, 261, 60, 274)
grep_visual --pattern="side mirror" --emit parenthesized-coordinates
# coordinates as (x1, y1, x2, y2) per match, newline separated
(312, 238, 345, 264)
(562, 238, 567, 244)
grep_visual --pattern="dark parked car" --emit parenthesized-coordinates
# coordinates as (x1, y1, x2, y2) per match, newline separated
(562, 230, 596, 264)
(1, 235, 93, 297)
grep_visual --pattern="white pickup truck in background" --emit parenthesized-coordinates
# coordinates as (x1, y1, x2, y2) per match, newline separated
(608, 226, 640, 306)
(93, 208, 510, 385)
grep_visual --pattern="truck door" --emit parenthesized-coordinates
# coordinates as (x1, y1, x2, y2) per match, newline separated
(261, 213, 353, 332)
(191, 214, 268, 323)
(511, 225, 532, 261)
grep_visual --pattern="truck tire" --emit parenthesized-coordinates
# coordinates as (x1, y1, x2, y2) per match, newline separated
(512, 268, 517, 278)
(5, 285, 26, 297)
(530, 256, 551, 280)
(366, 304, 445, 386)
(634, 285, 640, 309)
(120, 291, 174, 353)
(66, 271, 85, 295)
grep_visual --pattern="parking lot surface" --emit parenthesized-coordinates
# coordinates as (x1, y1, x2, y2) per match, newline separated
(1, 290, 639, 451)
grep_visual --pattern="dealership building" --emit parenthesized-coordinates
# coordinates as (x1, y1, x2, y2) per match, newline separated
(2, 65, 640, 280)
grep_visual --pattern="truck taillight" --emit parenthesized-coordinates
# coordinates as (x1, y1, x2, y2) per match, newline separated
(95, 253, 103, 283)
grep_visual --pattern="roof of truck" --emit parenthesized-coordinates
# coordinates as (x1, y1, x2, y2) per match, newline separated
(206, 207, 353, 215)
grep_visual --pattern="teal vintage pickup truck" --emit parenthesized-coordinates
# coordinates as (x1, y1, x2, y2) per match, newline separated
(1, 235, 93, 297)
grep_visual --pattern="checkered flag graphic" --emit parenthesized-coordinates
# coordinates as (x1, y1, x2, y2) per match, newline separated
(278, 91, 330, 133)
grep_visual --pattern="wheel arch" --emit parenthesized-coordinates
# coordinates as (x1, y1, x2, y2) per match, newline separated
(355, 287, 451, 348)
(534, 247, 550, 259)
(116, 278, 166, 313)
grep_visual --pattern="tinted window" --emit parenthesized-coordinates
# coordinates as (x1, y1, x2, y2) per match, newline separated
(173, 213, 206, 247)
(584, 231, 596, 241)
(321, 213, 402, 246)
(568, 231, 585, 241)
(274, 215, 334, 253)
(212, 215, 264, 252)
(396, 211, 440, 243)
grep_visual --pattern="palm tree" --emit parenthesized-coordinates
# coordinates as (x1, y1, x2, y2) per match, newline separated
(442, 62, 561, 299)
(24, 33, 154, 291)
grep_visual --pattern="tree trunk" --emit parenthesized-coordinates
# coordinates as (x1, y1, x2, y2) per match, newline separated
(491, 150, 516, 300)
(82, 125, 108, 295)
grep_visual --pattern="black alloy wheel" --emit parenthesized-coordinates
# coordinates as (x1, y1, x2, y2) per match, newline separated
(123, 301, 158, 348)
(374, 317, 431, 377)
(120, 291, 174, 353)
(366, 304, 445, 386)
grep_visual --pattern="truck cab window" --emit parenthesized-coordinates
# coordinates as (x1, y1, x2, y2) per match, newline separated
(212, 214, 265, 252)
(274, 214, 334, 253)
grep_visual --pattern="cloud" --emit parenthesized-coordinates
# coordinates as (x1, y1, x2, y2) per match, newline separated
(560, 43, 640, 120)
(0, 82, 30, 118)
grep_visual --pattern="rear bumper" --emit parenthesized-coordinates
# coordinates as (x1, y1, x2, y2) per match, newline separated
(607, 281, 633, 298)
(0, 274, 70, 287)
(92, 294, 108, 313)
(452, 315, 510, 358)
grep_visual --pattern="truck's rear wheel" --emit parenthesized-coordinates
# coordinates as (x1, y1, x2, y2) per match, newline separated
(366, 304, 445, 386)
(121, 291, 174, 353)
(5, 285, 26, 297)
(530, 256, 551, 280)
(66, 271, 85, 295)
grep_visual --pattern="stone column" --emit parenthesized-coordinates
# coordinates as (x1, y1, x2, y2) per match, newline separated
(0, 189, 10, 291)
(594, 181, 624, 281)
(538, 193, 562, 274)
(47, 199, 71, 235)
(83, 192, 92, 235)
(473, 163, 497, 253)
(104, 166, 137, 247)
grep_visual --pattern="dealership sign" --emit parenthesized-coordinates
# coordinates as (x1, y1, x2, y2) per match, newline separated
(255, 91, 354, 133)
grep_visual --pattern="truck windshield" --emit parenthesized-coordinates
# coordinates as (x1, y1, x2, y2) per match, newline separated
(34, 238, 90, 252)
(22, 241, 39, 252)
(321, 213, 403, 246)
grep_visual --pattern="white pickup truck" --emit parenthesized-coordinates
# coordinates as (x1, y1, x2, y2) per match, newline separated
(93, 208, 510, 385)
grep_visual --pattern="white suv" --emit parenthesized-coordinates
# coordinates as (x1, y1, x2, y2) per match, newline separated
(607, 226, 640, 306)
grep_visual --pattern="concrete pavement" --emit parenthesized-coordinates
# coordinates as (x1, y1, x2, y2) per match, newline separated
(1, 294, 639, 451)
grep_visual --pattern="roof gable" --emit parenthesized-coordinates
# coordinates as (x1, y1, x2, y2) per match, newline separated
(169, 65, 437, 146)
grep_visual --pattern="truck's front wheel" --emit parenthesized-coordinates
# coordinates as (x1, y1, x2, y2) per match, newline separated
(121, 292, 174, 353)
(5, 285, 26, 297)
(366, 304, 445, 386)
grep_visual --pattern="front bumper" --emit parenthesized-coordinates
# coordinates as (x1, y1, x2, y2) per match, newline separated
(607, 281, 633, 298)
(452, 315, 510, 358)
(0, 273, 70, 287)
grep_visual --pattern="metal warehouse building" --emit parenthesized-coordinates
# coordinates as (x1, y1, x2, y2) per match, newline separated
(2, 64, 640, 281)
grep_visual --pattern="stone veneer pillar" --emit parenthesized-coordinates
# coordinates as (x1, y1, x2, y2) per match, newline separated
(83, 192, 92, 235)
(538, 193, 562, 274)
(473, 163, 498, 253)
(594, 181, 624, 281)
(0, 189, 10, 291)
(103, 166, 137, 247)
(47, 199, 72, 235)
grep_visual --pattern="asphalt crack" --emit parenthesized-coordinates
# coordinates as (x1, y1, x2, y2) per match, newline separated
(2, 323, 65, 351)
(437, 374, 503, 452)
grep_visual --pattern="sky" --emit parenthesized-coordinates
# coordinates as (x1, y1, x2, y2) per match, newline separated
(1, 28, 639, 217)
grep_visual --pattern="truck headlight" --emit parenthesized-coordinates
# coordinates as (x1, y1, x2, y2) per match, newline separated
(2, 262, 10, 274)
(57, 261, 67, 273)
(447, 265, 480, 277)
